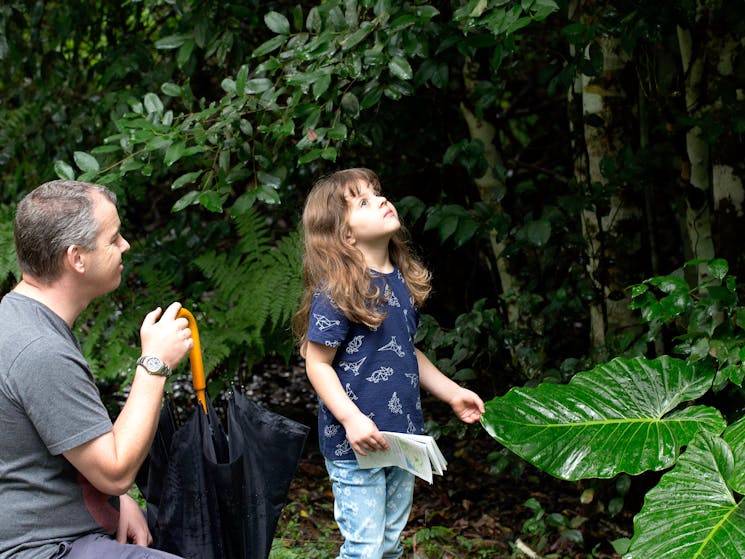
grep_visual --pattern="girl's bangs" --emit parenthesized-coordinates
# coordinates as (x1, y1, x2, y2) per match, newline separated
(342, 174, 380, 201)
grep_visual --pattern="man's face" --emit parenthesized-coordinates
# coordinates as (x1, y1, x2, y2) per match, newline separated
(80, 193, 130, 297)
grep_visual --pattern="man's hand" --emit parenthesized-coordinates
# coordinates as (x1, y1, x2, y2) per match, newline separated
(139, 301, 193, 370)
(116, 494, 152, 547)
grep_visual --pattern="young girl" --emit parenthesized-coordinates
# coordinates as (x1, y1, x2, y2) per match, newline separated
(292, 168, 485, 559)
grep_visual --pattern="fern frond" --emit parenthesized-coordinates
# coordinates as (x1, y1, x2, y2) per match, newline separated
(257, 228, 303, 330)
(0, 204, 20, 284)
(232, 207, 272, 257)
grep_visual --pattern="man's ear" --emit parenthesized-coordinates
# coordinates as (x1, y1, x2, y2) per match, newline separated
(65, 245, 86, 274)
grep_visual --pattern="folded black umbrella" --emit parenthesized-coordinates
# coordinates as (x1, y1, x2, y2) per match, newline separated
(136, 309, 309, 559)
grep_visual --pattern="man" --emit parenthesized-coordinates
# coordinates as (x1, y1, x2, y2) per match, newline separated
(0, 180, 193, 558)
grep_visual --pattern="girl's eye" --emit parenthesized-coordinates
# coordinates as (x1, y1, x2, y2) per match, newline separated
(360, 199, 368, 207)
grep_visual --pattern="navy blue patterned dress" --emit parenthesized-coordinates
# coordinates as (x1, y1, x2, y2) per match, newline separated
(307, 267, 425, 461)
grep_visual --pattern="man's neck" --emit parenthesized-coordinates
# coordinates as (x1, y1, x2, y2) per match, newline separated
(14, 277, 87, 327)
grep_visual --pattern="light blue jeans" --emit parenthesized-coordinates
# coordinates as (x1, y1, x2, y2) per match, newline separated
(325, 459, 415, 559)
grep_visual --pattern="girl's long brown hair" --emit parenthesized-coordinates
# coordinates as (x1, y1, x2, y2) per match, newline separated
(292, 168, 431, 352)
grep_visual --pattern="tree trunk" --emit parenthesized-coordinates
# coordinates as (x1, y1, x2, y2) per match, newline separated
(677, 4, 745, 275)
(677, 22, 715, 285)
(459, 58, 520, 326)
(569, 3, 644, 357)
(459, 57, 552, 381)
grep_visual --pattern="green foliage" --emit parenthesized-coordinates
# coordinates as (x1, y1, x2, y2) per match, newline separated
(519, 497, 586, 555)
(419, 299, 504, 382)
(191, 209, 304, 375)
(630, 258, 745, 391)
(269, 492, 338, 558)
(626, 430, 745, 558)
(52, 0, 452, 215)
(0, 204, 19, 289)
(482, 259, 745, 559)
(404, 525, 496, 558)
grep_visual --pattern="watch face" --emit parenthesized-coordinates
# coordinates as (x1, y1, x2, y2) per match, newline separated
(144, 356, 163, 372)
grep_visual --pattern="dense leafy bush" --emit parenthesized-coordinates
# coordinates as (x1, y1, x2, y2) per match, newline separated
(482, 259, 745, 558)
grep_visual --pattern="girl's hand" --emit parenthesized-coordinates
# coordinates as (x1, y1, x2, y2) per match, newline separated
(343, 412, 390, 456)
(450, 387, 485, 424)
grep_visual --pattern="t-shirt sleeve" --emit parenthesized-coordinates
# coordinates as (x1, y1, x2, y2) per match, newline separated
(306, 292, 349, 349)
(10, 338, 112, 456)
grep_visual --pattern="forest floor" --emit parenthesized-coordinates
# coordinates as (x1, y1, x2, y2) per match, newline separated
(246, 361, 636, 559)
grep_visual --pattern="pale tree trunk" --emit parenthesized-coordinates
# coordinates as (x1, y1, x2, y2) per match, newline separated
(459, 58, 520, 327)
(677, 8, 745, 270)
(569, 3, 644, 357)
(677, 22, 716, 284)
(713, 162, 745, 279)
(459, 57, 549, 379)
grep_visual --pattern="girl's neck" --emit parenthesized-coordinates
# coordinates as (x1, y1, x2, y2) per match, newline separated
(358, 244, 394, 274)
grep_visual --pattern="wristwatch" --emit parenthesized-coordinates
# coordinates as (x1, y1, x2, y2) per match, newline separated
(137, 355, 172, 378)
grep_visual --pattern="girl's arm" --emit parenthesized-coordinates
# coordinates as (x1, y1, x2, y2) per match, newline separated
(305, 341, 389, 455)
(416, 348, 485, 424)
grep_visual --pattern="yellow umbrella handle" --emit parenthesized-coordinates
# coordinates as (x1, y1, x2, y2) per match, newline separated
(176, 308, 207, 412)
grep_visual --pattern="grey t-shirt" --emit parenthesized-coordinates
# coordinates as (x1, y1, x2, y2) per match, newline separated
(0, 292, 115, 559)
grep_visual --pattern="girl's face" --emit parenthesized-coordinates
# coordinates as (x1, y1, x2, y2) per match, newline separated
(344, 180, 400, 248)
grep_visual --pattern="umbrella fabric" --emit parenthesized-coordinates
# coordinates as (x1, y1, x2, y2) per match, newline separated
(136, 401, 178, 545)
(137, 390, 309, 559)
(228, 391, 311, 556)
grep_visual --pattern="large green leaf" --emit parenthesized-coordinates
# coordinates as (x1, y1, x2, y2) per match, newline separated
(723, 416, 745, 492)
(625, 432, 745, 559)
(481, 356, 724, 479)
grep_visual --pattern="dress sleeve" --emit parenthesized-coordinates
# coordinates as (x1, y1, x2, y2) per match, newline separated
(306, 291, 349, 349)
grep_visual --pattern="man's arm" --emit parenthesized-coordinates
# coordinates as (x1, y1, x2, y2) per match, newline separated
(64, 302, 192, 495)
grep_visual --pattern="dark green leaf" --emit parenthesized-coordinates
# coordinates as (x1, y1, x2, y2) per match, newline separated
(199, 190, 225, 213)
(389, 56, 413, 80)
(171, 171, 203, 190)
(341, 22, 375, 51)
(313, 73, 332, 99)
(164, 142, 186, 166)
(54, 160, 75, 181)
(253, 35, 287, 58)
(257, 171, 281, 189)
(235, 66, 248, 98)
(709, 258, 729, 281)
(73, 151, 100, 173)
(525, 219, 551, 246)
(265, 11, 291, 35)
(341, 92, 360, 115)
(154, 34, 188, 50)
(172, 190, 199, 212)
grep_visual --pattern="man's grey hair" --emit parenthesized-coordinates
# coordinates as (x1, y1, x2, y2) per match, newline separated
(14, 180, 117, 283)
